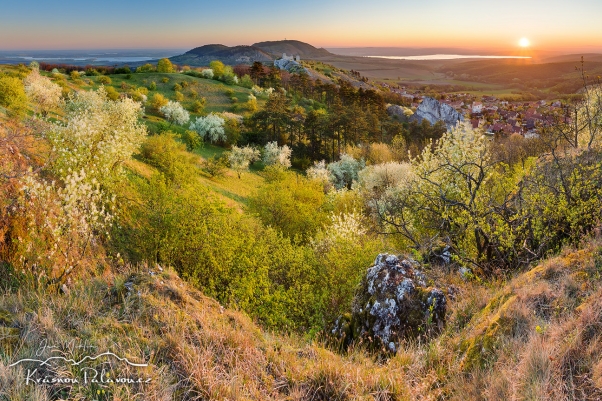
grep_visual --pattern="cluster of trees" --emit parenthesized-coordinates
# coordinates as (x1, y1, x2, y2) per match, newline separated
(241, 79, 440, 167)
(355, 84, 602, 272)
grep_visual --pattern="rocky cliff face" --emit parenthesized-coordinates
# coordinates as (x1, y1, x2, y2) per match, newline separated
(410, 97, 464, 129)
(332, 254, 446, 354)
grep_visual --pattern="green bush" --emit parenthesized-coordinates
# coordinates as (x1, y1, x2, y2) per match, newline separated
(136, 63, 155, 73)
(104, 86, 120, 101)
(181, 129, 202, 151)
(157, 58, 174, 73)
(0, 76, 27, 116)
(139, 132, 196, 182)
(191, 99, 205, 113)
(113, 169, 325, 331)
(520, 150, 602, 257)
(239, 74, 254, 89)
(98, 75, 112, 85)
(249, 170, 329, 242)
(202, 155, 228, 178)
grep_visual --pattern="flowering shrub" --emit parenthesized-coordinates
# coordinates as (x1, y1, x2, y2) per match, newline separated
(306, 160, 331, 183)
(262, 141, 292, 168)
(189, 113, 226, 143)
(160, 100, 190, 125)
(228, 145, 260, 177)
(219, 111, 243, 123)
(314, 211, 367, 249)
(50, 87, 147, 187)
(24, 68, 62, 116)
(201, 69, 214, 79)
(10, 88, 146, 284)
(246, 94, 258, 112)
(327, 154, 365, 190)
(251, 86, 275, 98)
(16, 172, 110, 284)
(356, 162, 413, 194)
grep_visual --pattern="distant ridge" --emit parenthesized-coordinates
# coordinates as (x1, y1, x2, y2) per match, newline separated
(252, 40, 332, 58)
(169, 40, 332, 66)
(541, 53, 602, 63)
(169, 44, 273, 66)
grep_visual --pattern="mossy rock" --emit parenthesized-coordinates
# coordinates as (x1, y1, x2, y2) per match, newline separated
(333, 254, 446, 354)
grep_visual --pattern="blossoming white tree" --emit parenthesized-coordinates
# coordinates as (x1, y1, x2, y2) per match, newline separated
(377, 121, 504, 262)
(24, 68, 62, 116)
(201, 69, 214, 79)
(306, 160, 331, 183)
(356, 162, 413, 194)
(327, 153, 365, 190)
(18, 87, 147, 282)
(160, 100, 190, 126)
(50, 87, 147, 187)
(189, 113, 226, 143)
(228, 145, 261, 178)
(262, 141, 292, 169)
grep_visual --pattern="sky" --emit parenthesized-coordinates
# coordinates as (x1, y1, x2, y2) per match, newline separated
(1, 0, 601, 52)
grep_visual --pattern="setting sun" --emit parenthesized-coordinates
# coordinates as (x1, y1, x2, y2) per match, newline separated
(519, 37, 530, 47)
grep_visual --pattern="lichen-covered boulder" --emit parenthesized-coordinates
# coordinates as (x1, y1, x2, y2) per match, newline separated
(333, 254, 446, 353)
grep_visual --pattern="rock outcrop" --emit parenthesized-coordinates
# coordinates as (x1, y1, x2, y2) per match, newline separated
(386, 104, 412, 119)
(333, 254, 446, 353)
(274, 57, 307, 74)
(410, 97, 464, 129)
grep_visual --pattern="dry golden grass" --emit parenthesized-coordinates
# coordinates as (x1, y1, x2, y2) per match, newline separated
(0, 265, 414, 400)
(2, 239, 602, 399)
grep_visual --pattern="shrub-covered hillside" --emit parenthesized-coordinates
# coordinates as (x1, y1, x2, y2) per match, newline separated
(1, 59, 602, 400)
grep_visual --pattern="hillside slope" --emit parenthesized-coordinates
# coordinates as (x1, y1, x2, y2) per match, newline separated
(2, 239, 602, 400)
(0, 265, 407, 400)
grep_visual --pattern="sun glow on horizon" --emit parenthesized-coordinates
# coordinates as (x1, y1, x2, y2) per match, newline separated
(519, 38, 530, 48)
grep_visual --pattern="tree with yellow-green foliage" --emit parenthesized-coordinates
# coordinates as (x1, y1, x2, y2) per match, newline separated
(249, 170, 329, 242)
(0, 76, 28, 116)
(151, 93, 168, 110)
(104, 85, 120, 101)
(209, 60, 225, 78)
(157, 58, 174, 73)
(136, 63, 156, 73)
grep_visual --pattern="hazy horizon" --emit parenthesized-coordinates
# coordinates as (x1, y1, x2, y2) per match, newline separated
(1, 0, 601, 52)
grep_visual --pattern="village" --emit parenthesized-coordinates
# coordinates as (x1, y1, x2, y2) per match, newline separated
(383, 82, 569, 138)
